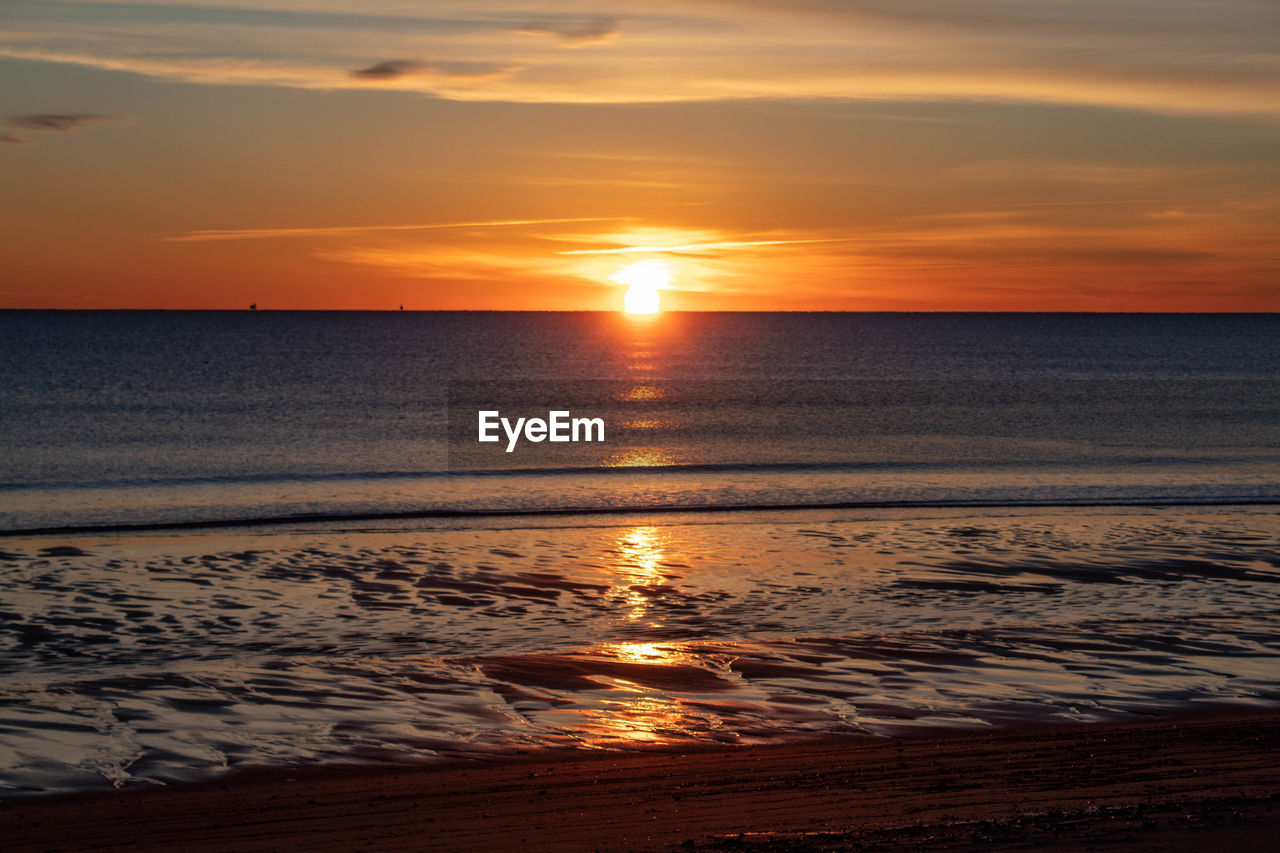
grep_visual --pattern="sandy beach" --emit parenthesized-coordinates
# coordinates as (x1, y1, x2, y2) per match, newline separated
(5, 710, 1279, 852)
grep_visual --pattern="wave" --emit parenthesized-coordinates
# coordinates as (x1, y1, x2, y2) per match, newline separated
(0, 460, 966, 492)
(3, 452, 1273, 493)
(4, 495, 1279, 538)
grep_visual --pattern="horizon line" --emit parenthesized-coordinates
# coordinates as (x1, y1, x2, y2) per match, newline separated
(1, 308, 1277, 315)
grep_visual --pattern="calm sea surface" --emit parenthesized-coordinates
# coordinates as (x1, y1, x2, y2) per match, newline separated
(1, 312, 1278, 794)
(2, 311, 1279, 531)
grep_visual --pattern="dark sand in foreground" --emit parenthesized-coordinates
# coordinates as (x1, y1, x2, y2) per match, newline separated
(5, 710, 1280, 852)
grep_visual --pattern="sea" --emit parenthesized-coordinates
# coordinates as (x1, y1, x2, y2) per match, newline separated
(1, 311, 1278, 794)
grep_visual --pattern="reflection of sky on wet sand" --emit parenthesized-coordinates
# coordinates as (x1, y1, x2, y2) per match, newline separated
(589, 696, 677, 744)
(517, 642, 752, 748)
(576, 683, 689, 745)
(609, 527, 667, 623)
(578, 642, 722, 745)
(603, 641, 685, 664)
(571, 692, 733, 747)
(4, 508, 1280, 792)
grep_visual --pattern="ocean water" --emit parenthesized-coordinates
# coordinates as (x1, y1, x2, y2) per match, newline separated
(2, 311, 1278, 531)
(1, 311, 1278, 794)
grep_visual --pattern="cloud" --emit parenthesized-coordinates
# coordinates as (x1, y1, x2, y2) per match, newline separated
(350, 59, 428, 81)
(316, 245, 531, 281)
(941, 160, 1226, 185)
(8, 113, 123, 132)
(350, 59, 516, 83)
(2, 113, 126, 146)
(558, 238, 852, 255)
(516, 17, 622, 46)
(166, 217, 622, 242)
(2, 1, 1278, 115)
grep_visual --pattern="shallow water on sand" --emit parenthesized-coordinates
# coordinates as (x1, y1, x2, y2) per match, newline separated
(2, 506, 1278, 795)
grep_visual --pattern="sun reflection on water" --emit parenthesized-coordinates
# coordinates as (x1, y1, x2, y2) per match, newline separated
(618, 384, 663, 401)
(603, 449, 676, 468)
(578, 643, 719, 745)
(610, 526, 668, 623)
(617, 417, 669, 430)
(585, 695, 683, 744)
(600, 641, 686, 664)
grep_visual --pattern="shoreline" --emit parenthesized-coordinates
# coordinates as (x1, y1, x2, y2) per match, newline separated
(5, 709, 1280, 851)
(6, 495, 1280, 540)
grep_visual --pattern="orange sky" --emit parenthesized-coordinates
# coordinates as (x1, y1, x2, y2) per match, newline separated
(1, 1, 1278, 311)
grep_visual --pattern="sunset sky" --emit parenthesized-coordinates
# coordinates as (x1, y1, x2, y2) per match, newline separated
(2, 0, 1278, 310)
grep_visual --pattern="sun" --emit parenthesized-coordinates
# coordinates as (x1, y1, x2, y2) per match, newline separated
(612, 260, 670, 314)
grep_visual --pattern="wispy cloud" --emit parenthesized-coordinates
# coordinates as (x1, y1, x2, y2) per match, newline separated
(516, 17, 622, 46)
(3, 1, 1277, 114)
(166, 217, 623, 242)
(940, 160, 1227, 185)
(350, 59, 515, 82)
(350, 59, 428, 81)
(9, 112, 120, 130)
(2, 112, 126, 146)
(9, 113, 122, 132)
(316, 245, 532, 281)
(558, 238, 852, 255)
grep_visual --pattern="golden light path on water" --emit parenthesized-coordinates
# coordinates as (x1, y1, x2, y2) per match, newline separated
(585, 646, 703, 745)
(619, 384, 662, 401)
(599, 313, 691, 471)
(602, 317, 681, 468)
(602, 316, 686, 768)
(612, 526, 667, 623)
(604, 449, 677, 468)
(574, 529, 702, 745)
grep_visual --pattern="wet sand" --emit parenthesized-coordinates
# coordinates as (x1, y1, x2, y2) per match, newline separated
(5, 710, 1280, 852)
(5, 508, 1280, 794)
